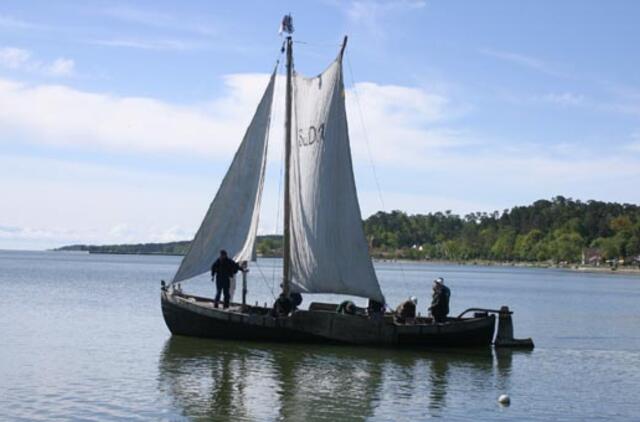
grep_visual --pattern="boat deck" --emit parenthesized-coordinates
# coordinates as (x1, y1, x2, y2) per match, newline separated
(161, 290, 497, 348)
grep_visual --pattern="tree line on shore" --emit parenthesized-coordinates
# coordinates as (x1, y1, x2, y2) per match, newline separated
(57, 197, 640, 265)
(365, 196, 640, 263)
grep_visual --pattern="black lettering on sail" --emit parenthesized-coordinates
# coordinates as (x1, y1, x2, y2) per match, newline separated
(298, 123, 325, 147)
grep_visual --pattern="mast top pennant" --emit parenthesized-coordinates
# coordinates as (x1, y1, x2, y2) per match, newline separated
(279, 14, 294, 35)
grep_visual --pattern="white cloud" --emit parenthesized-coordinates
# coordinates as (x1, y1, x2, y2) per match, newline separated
(0, 223, 194, 250)
(2, 69, 640, 249)
(0, 47, 31, 68)
(351, 82, 448, 122)
(47, 58, 75, 76)
(358, 191, 499, 218)
(3, 145, 639, 250)
(0, 73, 460, 165)
(0, 225, 74, 250)
(529, 91, 640, 117)
(104, 224, 192, 244)
(345, 80, 473, 166)
(3, 69, 637, 172)
(0, 154, 209, 249)
(0, 74, 274, 157)
(0, 46, 74, 77)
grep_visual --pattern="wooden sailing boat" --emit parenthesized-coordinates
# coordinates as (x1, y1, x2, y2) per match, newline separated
(161, 17, 531, 349)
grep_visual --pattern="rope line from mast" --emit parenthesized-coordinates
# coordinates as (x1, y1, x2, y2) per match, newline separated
(345, 52, 386, 211)
(238, 47, 283, 303)
(271, 57, 285, 293)
(344, 50, 409, 289)
(254, 260, 277, 299)
(293, 40, 342, 47)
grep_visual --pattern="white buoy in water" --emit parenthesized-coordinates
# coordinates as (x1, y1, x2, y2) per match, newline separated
(498, 394, 510, 405)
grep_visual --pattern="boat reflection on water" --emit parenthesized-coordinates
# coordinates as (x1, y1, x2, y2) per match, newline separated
(157, 337, 508, 420)
(493, 347, 533, 396)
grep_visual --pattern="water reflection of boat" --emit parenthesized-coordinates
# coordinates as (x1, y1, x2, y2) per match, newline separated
(157, 337, 500, 420)
(160, 15, 514, 349)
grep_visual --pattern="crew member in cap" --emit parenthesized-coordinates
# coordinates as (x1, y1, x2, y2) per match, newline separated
(211, 249, 245, 309)
(429, 277, 451, 323)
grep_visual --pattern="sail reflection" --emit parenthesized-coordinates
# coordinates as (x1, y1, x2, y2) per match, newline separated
(158, 338, 504, 421)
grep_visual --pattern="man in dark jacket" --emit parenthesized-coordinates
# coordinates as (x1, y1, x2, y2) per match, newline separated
(429, 277, 450, 323)
(211, 249, 244, 309)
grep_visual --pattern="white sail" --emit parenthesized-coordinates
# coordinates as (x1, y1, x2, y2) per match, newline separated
(288, 56, 384, 302)
(172, 70, 276, 284)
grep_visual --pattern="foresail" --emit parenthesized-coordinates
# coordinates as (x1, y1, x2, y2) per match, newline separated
(172, 71, 276, 283)
(289, 56, 384, 302)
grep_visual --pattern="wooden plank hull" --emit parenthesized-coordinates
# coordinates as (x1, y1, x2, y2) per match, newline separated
(161, 291, 495, 348)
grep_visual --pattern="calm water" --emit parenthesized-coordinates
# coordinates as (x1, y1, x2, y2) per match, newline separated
(1, 250, 639, 421)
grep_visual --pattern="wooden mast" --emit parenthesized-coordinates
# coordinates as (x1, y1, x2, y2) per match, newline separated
(282, 35, 293, 296)
(339, 36, 348, 60)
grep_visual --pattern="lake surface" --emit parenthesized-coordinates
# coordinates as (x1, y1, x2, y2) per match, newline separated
(1, 250, 639, 421)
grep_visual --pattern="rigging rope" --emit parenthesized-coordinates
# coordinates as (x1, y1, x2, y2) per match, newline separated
(293, 40, 342, 47)
(345, 53, 386, 210)
(344, 50, 410, 294)
(270, 58, 285, 294)
(241, 51, 283, 302)
(238, 49, 285, 303)
(253, 260, 277, 299)
(240, 49, 284, 303)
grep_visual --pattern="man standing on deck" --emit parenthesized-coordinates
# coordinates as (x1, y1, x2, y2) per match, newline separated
(429, 277, 451, 323)
(211, 249, 244, 309)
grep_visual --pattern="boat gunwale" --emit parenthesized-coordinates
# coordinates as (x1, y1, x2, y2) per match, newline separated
(163, 290, 495, 329)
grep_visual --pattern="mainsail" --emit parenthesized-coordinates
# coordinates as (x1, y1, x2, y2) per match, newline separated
(288, 54, 385, 302)
(172, 70, 276, 284)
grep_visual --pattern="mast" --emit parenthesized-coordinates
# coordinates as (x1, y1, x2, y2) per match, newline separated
(282, 34, 293, 296)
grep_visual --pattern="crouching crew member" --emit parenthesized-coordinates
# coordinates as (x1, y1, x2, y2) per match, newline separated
(395, 296, 417, 323)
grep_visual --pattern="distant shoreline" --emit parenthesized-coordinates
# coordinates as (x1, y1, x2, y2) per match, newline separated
(372, 257, 640, 275)
(52, 248, 640, 275)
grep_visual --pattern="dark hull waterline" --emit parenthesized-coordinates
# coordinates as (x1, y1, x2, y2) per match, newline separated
(161, 291, 496, 348)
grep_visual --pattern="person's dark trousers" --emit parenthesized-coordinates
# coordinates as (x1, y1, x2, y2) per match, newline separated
(433, 310, 447, 323)
(214, 278, 231, 309)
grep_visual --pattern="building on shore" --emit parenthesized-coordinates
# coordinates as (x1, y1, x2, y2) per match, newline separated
(581, 248, 603, 266)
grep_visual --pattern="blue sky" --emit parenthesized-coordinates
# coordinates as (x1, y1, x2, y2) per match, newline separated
(1, 0, 639, 249)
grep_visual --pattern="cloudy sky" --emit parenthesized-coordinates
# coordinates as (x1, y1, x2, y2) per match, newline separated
(1, 0, 639, 250)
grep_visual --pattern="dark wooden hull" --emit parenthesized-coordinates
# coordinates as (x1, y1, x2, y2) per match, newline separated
(161, 291, 495, 348)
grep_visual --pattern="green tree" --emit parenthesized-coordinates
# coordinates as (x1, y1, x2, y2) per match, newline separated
(491, 229, 517, 260)
(514, 229, 544, 261)
(548, 231, 584, 262)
